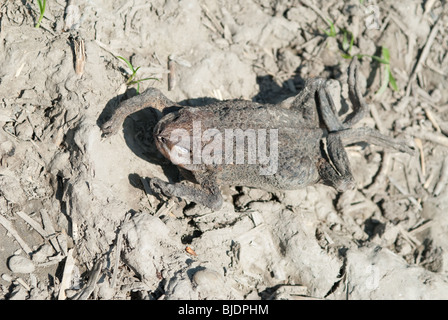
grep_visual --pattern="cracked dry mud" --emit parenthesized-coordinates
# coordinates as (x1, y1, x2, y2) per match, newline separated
(1, 0, 448, 300)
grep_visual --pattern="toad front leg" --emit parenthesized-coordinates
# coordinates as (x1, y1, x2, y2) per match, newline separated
(101, 88, 179, 137)
(150, 171, 223, 210)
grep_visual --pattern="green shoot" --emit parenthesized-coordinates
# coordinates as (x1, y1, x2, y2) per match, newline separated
(337, 33, 398, 94)
(35, 0, 47, 29)
(117, 56, 159, 94)
(355, 54, 389, 65)
(322, 19, 337, 37)
(349, 48, 398, 95)
(340, 29, 355, 59)
(374, 47, 398, 95)
(321, 20, 398, 94)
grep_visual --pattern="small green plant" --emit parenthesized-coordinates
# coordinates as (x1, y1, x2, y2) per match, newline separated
(35, 0, 47, 28)
(322, 19, 337, 38)
(374, 47, 398, 95)
(343, 48, 398, 95)
(320, 19, 398, 95)
(117, 56, 158, 94)
(340, 29, 355, 59)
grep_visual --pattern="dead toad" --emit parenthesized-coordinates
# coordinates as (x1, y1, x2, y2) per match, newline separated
(101, 58, 414, 210)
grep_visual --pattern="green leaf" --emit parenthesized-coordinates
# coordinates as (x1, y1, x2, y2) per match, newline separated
(342, 30, 349, 51)
(126, 74, 136, 85)
(349, 32, 354, 53)
(356, 54, 389, 65)
(341, 53, 352, 59)
(341, 29, 355, 55)
(376, 66, 390, 96)
(35, 0, 47, 28)
(117, 56, 160, 93)
(37, 0, 46, 12)
(381, 47, 391, 63)
(388, 70, 398, 91)
(322, 19, 337, 37)
(117, 56, 135, 73)
(130, 77, 159, 84)
(329, 21, 337, 36)
(370, 55, 389, 65)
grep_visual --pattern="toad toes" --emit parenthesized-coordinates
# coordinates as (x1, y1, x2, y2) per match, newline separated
(101, 58, 414, 210)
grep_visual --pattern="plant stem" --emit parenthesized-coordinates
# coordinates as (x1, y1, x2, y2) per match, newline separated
(35, 0, 47, 28)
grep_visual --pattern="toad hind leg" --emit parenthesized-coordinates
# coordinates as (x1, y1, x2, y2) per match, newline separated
(319, 134, 356, 191)
(316, 57, 369, 132)
(317, 85, 345, 132)
(344, 57, 370, 127)
(319, 126, 415, 191)
(335, 127, 415, 155)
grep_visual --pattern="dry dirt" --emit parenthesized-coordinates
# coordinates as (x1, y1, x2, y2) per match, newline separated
(0, 0, 448, 300)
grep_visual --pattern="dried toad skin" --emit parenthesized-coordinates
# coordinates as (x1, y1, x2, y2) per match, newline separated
(153, 101, 323, 191)
(101, 58, 414, 209)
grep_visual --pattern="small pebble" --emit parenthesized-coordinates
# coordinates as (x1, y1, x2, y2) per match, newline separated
(97, 283, 115, 300)
(1, 273, 13, 282)
(32, 244, 54, 263)
(15, 120, 34, 140)
(192, 269, 227, 299)
(193, 269, 224, 288)
(8, 255, 36, 274)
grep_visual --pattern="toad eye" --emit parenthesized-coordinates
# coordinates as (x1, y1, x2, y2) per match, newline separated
(158, 136, 167, 144)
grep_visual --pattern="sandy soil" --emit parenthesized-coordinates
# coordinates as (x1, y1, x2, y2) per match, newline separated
(0, 0, 448, 300)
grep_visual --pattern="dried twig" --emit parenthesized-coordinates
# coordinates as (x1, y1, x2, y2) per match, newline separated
(201, 4, 224, 37)
(408, 220, 433, 236)
(111, 213, 130, 289)
(366, 152, 392, 193)
(413, 138, 426, 176)
(398, 225, 421, 247)
(423, 105, 441, 133)
(405, 11, 445, 96)
(15, 211, 48, 239)
(16, 277, 31, 291)
(95, 39, 120, 59)
(370, 103, 387, 135)
(58, 248, 75, 300)
(423, 0, 437, 19)
(73, 258, 105, 300)
(167, 55, 176, 91)
(408, 129, 448, 148)
(423, 171, 435, 190)
(434, 156, 448, 196)
(0, 215, 33, 256)
(40, 209, 61, 253)
(73, 37, 86, 76)
(57, 231, 68, 256)
(155, 198, 175, 218)
(388, 175, 422, 211)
